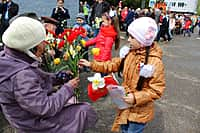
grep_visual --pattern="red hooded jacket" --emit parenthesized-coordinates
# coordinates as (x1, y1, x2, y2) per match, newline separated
(85, 25, 117, 61)
(183, 19, 192, 30)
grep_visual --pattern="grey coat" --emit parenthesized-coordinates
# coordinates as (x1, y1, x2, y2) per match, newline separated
(0, 47, 97, 133)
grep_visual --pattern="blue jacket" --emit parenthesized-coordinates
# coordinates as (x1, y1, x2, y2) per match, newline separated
(73, 22, 93, 38)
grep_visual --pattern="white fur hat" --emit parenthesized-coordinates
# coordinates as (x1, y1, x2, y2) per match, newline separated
(3, 16, 46, 52)
(128, 17, 158, 46)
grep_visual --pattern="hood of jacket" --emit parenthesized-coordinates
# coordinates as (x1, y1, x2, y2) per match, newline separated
(0, 47, 36, 84)
(99, 25, 117, 38)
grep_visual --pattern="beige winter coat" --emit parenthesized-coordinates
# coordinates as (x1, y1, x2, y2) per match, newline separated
(90, 42, 166, 132)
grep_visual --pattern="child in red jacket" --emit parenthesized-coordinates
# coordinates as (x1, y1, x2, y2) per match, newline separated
(183, 17, 192, 37)
(83, 12, 120, 100)
(84, 12, 120, 62)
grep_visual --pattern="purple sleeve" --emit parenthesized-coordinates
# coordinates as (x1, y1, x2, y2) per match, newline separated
(13, 69, 74, 117)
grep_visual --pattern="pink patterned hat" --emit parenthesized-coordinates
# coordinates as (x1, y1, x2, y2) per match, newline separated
(128, 17, 158, 46)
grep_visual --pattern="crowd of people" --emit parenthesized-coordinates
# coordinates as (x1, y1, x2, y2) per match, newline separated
(0, 0, 199, 133)
(0, 0, 200, 43)
(78, 0, 200, 40)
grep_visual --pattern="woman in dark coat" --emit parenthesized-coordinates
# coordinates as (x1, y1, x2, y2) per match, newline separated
(0, 16, 97, 133)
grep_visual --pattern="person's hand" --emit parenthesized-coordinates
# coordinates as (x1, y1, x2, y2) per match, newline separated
(79, 59, 91, 67)
(123, 93, 135, 105)
(55, 7, 59, 13)
(60, 7, 66, 13)
(67, 77, 80, 89)
(65, 70, 73, 76)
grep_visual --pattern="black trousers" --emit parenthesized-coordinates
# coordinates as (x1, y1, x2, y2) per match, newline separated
(0, 20, 9, 41)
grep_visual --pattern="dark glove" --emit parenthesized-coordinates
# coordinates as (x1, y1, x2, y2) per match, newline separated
(56, 71, 74, 85)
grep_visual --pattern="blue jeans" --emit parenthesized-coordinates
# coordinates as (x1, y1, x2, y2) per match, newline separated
(121, 122, 146, 133)
(183, 29, 191, 37)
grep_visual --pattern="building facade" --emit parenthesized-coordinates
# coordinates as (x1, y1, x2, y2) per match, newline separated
(165, 0, 198, 13)
(149, 0, 198, 13)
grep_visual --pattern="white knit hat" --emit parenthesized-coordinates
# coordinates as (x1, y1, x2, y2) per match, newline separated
(2, 16, 46, 60)
(128, 17, 158, 46)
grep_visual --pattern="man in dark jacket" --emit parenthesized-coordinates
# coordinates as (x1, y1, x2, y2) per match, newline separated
(0, 0, 18, 41)
(90, 0, 110, 22)
(89, 0, 110, 36)
(51, 0, 70, 35)
(0, 16, 97, 133)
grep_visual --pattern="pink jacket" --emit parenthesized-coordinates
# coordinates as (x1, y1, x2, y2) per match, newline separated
(85, 25, 117, 61)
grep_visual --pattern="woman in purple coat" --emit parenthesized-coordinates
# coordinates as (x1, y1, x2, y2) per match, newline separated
(0, 16, 97, 133)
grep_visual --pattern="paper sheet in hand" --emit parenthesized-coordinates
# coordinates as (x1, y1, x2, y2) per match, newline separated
(107, 85, 132, 109)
